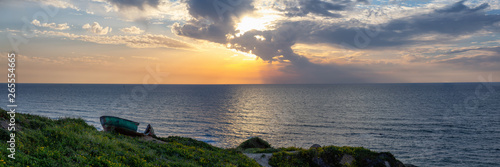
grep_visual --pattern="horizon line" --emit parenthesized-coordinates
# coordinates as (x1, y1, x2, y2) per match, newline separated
(2, 82, 499, 85)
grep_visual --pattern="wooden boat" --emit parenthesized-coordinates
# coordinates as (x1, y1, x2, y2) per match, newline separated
(100, 116, 155, 137)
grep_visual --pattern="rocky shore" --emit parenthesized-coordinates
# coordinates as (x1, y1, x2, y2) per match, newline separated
(237, 137, 416, 167)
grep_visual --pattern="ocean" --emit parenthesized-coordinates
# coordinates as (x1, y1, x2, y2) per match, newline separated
(5, 83, 500, 166)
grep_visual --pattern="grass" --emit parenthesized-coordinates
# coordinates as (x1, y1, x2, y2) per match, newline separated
(0, 109, 405, 167)
(0, 109, 260, 167)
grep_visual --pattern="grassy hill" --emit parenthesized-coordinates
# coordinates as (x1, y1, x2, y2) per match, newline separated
(0, 109, 259, 166)
(0, 109, 408, 167)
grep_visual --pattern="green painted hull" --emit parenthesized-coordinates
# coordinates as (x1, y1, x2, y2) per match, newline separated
(100, 116, 139, 132)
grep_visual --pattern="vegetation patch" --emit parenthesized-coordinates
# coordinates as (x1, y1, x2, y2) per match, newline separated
(0, 109, 406, 167)
(0, 109, 259, 167)
(268, 145, 405, 167)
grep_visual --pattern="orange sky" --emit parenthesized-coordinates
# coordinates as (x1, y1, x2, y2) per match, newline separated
(1, 0, 499, 84)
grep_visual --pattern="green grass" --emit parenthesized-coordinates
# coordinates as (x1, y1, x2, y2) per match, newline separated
(0, 109, 260, 167)
(0, 109, 406, 167)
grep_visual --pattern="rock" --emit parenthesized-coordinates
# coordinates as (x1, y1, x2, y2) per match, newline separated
(0, 119, 21, 131)
(364, 158, 385, 167)
(237, 137, 272, 149)
(405, 164, 418, 167)
(144, 124, 155, 137)
(378, 153, 392, 159)
(339, 154, 355, 166)
(378, 152, 406, 167)
(393, 161, 406, 167)
(310, 144, 321, 149)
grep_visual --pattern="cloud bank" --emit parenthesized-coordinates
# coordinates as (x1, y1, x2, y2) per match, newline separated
(35, 30, 193, 50)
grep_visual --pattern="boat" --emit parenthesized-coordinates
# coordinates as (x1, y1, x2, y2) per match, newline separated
(100, 116, 155, 137)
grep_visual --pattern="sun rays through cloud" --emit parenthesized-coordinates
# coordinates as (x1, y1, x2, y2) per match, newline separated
(2, 0, 500, 84)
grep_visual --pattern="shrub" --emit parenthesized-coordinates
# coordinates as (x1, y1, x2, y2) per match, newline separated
(237, 137, 272, 150)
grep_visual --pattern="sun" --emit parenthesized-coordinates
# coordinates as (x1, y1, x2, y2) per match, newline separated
(234, 12, 280, 37)
(235, 17, 268, 36)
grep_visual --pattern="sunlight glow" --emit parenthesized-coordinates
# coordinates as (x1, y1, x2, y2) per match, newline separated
(230, 49, 258, 60)
(235, 14, 279, 36)
(255, 35, 266, 41)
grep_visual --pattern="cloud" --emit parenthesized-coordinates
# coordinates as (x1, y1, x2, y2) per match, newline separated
(31, 19, 70, 30)
(185, 0, 254, 22)
(82, 22, 112, 35)
(446, 46, 500, 54)
(106, 0, 160, 10)
(429, 45, 500, 70)
(305, 0, 500, 49)
(78, 34, 192, 49)
(172, 0, 393, 83)
(173, 0, 500, 83)
(30, 0, 79, 10)
(172, 0, 255, 43)
(284, 0, 361, 17)
(261, 47, 390, 83)
(35, 30, 193, 50)
(439, 54, 500, 65)
(120, 26, 145, 34)
(438, 54, 500, 70)
(402, 54, 426, 63)
(436, 0, 489, 13)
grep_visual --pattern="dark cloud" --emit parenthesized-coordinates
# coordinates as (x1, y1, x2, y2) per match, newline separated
(438, 55, 500, 70)
(172, 20, 235, 43)
(438, 46, 500, 70)
(306, 0, 500, 49)
(447, 46, 500, 54)
(107, 0, 160, 10)
(284, 0, 355, 17)
(186, 0, 254, 22)
(226, 22, 394, 83)
(266, 61, 373, 83)
(173, 0, 499, 83)
(262, 46, 388, 83)
(172, 0, 254, 43)
(228, 22, 312, 61)
(436, 0, 489, 13)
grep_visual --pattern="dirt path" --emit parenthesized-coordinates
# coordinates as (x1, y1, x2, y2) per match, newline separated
(243, 153, 273, 167)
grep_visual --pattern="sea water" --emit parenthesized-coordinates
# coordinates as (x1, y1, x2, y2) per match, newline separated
(5, 83, 500, 166)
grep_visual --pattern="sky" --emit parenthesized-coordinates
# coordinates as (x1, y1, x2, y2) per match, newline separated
(1, 0, 500, 84)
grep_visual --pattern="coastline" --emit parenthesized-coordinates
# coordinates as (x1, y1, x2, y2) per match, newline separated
(0, 109, 412, 166)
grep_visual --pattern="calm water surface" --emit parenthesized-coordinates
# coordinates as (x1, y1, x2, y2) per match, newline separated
(5, 83, 500, 166)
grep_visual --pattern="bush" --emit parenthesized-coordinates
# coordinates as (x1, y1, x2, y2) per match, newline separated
(269, 145, 401, 167)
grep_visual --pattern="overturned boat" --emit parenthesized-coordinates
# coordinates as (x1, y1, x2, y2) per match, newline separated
(100, 116, 155, 137)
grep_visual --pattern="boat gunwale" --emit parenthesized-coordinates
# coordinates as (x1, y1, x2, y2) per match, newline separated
(100, 115, 140, 125)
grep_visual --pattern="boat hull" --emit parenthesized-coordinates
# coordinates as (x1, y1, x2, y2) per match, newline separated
(100, 116, 142, 136)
